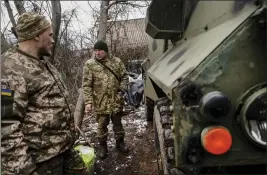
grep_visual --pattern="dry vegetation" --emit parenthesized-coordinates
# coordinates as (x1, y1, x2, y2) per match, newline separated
(1, 0, 150, 104)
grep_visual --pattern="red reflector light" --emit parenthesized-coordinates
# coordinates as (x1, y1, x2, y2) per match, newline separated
(201, 126, 232, 155)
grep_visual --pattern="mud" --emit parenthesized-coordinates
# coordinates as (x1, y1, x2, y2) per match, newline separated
(78, 106, 158, 175)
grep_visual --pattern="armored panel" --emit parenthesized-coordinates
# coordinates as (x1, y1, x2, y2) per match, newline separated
(145, 0, 185, 40)
(147, 3, 258, 99)
(173, 9, 266, 167)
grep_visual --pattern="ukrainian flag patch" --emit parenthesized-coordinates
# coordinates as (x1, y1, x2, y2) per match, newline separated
(1, 89, 13, 97)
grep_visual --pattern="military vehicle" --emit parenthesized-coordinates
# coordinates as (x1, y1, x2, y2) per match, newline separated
(142, 0, 266, 174)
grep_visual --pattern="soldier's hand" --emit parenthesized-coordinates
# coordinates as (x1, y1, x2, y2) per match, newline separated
(118, 90, 125, 97)
(85, 104, 93, 115)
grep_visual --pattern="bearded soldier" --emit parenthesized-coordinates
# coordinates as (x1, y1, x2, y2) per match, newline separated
(82, 40, 129, 159)
(1, 12, 88, 174)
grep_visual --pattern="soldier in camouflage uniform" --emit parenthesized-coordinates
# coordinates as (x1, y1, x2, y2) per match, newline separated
(82, 40, 129, 159)
(1, 12, 88, 175)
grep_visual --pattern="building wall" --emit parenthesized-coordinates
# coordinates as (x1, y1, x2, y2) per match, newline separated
(106, 18, 148, 49)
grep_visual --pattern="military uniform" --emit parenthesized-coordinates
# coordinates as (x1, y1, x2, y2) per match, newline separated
(83, 56, 127, 140)
(82, 41, 129, 158)
(1, 12, 88, 175)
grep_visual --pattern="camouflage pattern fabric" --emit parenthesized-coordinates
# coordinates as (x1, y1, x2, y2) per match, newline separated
(96, 112, 125, 141)
(16, 12, 50, 42)
(82, 56, 128, 114)
(32, 149, 89, 175)
(1, 47, 75, 175)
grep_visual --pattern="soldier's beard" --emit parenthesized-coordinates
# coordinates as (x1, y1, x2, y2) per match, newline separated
(38, 47, 51, 57)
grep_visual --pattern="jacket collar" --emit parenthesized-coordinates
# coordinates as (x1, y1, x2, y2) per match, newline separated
(15, 46, 45, 62)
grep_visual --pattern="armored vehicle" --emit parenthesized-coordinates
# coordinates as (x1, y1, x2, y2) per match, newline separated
(142, 0, 266, 174)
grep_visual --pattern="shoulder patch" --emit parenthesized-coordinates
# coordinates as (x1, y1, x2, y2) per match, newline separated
(1, 89, 13, 97)
(1, 89, 14, 118)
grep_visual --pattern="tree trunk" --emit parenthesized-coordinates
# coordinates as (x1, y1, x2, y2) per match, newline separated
(51, 1, 62, 60)
(1, 32, 10, 54)
(74, 88, 85, 130)
(97, 0, 110, 41)
(14, 0, 26, 15)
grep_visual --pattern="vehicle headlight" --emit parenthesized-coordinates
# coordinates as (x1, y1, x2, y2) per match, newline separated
(238, 86, 266, 148)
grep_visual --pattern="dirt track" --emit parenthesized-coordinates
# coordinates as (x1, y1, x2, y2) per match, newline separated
(79, 106, 158, 175)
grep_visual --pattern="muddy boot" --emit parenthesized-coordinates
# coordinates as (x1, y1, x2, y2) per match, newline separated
(116, 138, 129, 153)
(98, 141, 108, 159)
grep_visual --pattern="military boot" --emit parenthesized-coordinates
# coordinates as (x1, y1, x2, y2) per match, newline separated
(98, 141, 108, 159)
(116, 138, 129, 153)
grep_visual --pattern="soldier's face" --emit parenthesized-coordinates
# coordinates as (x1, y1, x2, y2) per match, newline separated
(37, 26, 55, 57)
(94, 49, 107, 60)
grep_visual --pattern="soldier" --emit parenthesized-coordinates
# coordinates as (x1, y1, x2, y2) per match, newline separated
(82, 40, 129, 159)
(1, 12, 88, 174)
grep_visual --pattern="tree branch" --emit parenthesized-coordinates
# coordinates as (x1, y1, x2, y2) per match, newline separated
(39, 1, 45, 14)
(28, 0, 41, 13)
(106, 0, 128, 10)
(58, 9, 76, 44)
(4, 0, 18, 40)
(1, 32, 11, 54)
(14, 0, 26, 15)
(118, 2, 148, 8)
(87, 0, 100, 15)
(4, 0, 16, 28)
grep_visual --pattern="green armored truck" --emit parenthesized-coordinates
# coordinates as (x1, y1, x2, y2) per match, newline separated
(142, 0, 266, 174)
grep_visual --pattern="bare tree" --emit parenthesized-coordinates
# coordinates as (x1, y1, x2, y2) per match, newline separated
(97, 0, 148, 40)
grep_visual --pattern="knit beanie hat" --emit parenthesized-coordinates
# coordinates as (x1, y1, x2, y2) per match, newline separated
(16, 12, 51, 42)
(93, 40, 108, 53)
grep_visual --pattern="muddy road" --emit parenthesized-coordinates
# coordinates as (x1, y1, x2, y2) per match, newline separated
(78, 106, 159, 175)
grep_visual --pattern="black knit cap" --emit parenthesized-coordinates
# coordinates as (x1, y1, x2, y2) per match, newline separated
(93, 40, 108, 53)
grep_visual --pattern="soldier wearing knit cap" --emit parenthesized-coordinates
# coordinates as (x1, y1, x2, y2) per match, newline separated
(83, 40, 129, 159)
(93, 40, 109, 53)
(1, 12, 88, 174)
(16, 12, 51, 42)
(14, 12, 55, 57)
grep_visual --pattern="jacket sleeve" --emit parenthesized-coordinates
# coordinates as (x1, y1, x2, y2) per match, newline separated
(82, 61, 93, 105)
(119, 60, 128, 91)
(1, 72, 36, 175)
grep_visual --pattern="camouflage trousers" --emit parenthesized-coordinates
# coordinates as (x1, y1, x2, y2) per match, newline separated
(31, 149, 90, 175)
(96, 111, 125, 141)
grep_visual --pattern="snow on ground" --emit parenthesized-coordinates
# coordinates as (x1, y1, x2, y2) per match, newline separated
(76, 105, 157, 175)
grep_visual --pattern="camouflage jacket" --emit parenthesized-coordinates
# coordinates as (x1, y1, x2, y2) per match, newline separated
(82, 56, 128, 114)
(1, 47, 75, 175)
